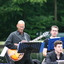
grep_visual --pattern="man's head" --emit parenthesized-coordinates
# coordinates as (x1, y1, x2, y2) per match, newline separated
(50, 25, 59, 37)
(16, 20, 25, 33)
(54, 40, 63, 53)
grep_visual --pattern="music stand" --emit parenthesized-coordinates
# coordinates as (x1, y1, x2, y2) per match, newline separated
(48, 37, 64, 51)
(17, 42, 44, 53)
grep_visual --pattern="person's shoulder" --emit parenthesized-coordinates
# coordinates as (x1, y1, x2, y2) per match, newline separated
(45, 38, 49, 40)
(11, 31, 16, 33)
(24, 32, 29, 35)
(44, 38, 49, 41)
(47, 51, 54, 55)
(9, 31, 17, 35)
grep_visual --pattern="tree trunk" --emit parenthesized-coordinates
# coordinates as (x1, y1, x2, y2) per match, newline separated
(54, 0, 57, 21)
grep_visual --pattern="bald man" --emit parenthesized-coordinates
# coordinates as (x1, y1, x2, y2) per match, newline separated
(5, 20, 34, 64)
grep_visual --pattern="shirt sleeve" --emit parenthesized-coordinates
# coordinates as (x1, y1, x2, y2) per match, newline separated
(5, 33, 17, 49)
(24, 32, 31, 41)
(44, 38, 48, 48)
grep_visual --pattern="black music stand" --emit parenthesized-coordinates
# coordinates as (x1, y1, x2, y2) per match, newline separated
(48, 37, 64, 51)
(17, 42, 44, 53)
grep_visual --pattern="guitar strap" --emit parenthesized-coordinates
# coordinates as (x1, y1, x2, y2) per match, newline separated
(24, 32, 28, 41)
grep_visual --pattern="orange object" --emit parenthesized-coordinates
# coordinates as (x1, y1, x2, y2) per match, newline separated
(7, 49, 24, 61)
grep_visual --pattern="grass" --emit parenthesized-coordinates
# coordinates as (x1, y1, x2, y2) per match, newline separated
(31, 53, 44, 62)
(0, 41, 5, 45)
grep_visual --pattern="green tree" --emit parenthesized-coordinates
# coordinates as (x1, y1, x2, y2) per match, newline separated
(0, 0, 64, 41)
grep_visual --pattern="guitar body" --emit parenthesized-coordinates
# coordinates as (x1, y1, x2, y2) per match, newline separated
(7, 49, 24, 61)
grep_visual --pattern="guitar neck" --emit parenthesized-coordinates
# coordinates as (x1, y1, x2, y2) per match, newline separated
(31, 35, 43, 42)
(31, 32, 49, 42)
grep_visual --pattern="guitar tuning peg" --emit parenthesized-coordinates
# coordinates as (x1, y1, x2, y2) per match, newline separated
(45, 31, 50, 37)
(43, 31, 50, 37)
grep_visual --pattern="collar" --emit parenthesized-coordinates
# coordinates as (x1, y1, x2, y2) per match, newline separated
(17, 30, 24, 35)
(54, 50, 63, 57)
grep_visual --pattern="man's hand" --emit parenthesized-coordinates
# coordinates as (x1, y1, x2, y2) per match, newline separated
(14, 40, 27, 46)
(20, 40, 27, 42)
(14, 43, 18, 46)
(42, 48, 47, 57)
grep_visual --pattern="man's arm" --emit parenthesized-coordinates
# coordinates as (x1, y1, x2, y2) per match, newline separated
(5, 33, 17, 49)
(43, 38, 48, 56)
(42, 48, 47, 57)
(14, 40, 27, 46)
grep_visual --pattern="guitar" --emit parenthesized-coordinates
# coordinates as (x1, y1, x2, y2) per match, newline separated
(7, 31, 49, 61)
(7, 49, 24, 61)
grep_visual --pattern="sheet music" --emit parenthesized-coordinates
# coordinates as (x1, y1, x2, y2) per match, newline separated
(0, 46, 8, 57)
(57, 60, 64, 64)
(57, 60, 64, 62)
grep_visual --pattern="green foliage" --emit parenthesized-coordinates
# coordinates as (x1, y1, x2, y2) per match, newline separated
(0, 0, 64, 41)
(31, 53, 44, 62)
(12, 0, 47, 4)
(25, 15, 56, 39)
(0, 1, 23, 13)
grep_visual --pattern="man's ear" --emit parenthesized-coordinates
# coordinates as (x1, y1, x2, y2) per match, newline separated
(16, 24, 18, 28)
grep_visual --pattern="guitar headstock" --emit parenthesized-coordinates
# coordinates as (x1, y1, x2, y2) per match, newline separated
(32, 31, 50, 41)
(42, 31, 50, 37)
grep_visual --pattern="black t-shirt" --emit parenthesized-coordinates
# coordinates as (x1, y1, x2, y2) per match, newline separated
(44, 38, 49, 48)
(44, 38, 53, 52)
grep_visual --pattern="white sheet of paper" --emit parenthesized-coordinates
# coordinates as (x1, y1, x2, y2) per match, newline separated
(0, 46, 8, 57)
(57, 60, 64, 64)
(57, 60, 64, 62)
